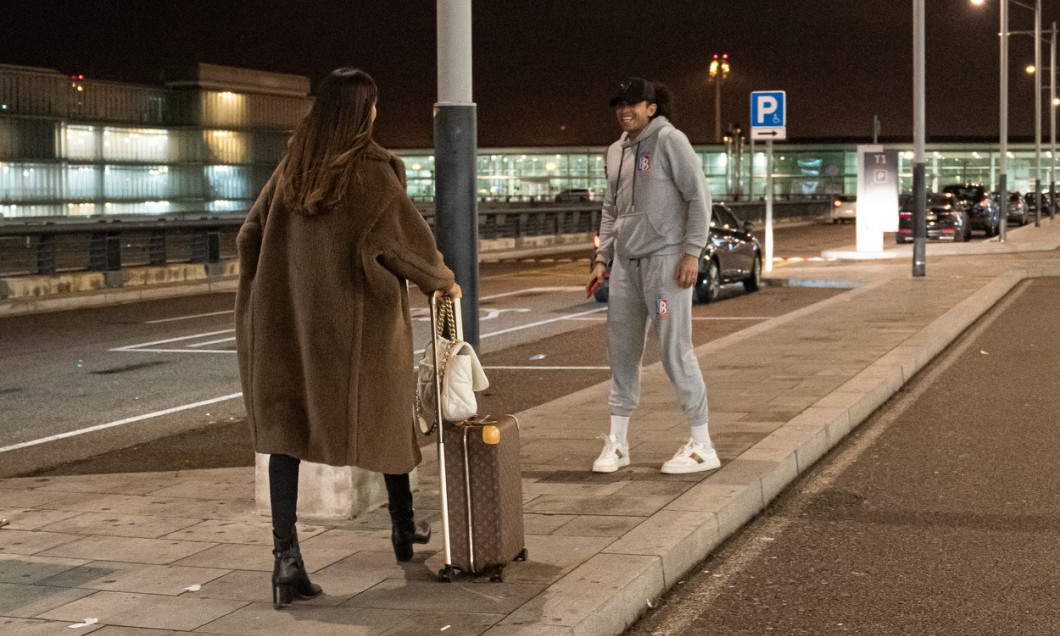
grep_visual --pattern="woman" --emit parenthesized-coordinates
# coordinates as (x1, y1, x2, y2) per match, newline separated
(235, 68, 458, 608)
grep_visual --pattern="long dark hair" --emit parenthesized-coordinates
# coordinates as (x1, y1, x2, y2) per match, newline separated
(651, 82, 674, 122)
(275, 68, 378, 214)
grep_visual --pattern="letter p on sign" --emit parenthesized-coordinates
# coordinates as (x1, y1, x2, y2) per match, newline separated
(755, 96, 778, 125)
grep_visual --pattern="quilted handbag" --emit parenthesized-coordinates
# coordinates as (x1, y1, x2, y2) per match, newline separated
(416, 294, 488, 433)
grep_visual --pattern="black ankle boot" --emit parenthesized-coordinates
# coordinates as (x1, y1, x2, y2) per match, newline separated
(272, 527, 323, 608)
(391, 519, 432, 562)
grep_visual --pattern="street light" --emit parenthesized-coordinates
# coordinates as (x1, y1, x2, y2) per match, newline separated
(973, 0, 1042, 239)
(709, 53, 730, 144)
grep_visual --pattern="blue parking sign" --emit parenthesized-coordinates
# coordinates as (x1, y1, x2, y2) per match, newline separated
(750, 91, 786, 140)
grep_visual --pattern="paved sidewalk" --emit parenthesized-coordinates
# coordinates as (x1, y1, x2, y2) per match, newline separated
(2, 222, 1059, 635)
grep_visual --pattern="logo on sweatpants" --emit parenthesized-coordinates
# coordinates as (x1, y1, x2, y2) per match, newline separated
(637, 152, 651, 175)
(656, 296, 668, 320)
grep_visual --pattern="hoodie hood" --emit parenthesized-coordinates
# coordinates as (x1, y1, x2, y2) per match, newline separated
(621, 116, 670, 149)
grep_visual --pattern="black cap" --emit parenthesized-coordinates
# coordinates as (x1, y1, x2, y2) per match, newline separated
(609, 77, 656, 108)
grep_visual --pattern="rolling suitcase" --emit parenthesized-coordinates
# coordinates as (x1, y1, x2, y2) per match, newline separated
(427, 293, 527, 582)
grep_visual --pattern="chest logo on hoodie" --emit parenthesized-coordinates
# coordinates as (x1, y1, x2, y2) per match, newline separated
(637, 152, 651, 175)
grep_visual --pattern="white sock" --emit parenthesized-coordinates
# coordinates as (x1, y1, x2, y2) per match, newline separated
(690, 422, 712, 447)
(610, 415, 630, 445)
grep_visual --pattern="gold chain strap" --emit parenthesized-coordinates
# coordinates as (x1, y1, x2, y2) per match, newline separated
(416, 294, 459, 434)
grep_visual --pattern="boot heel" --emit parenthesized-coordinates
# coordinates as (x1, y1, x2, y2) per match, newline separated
(273, 582, 294, 608)
(393, 541, 414, 562)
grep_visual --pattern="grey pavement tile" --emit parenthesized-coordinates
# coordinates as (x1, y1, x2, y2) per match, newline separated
(171, 543, 272, 572)
(0, 617, 105, 634)
(40, 493, 257, 522)
(171, 540, 351, 574)
(491, 534, 614, 586)
(0, 508, 83, 530)
(192, 569, 288, 605)
(36, 590, 248, 632)
(611, 478, 696, 498)
(0, 581, 96, 617)
(521, 513, 576, 536)
(146, 477, 255, 502)
(499, 553, 663, 631)
(0, 553, 87, 584)
(38, 562, 230, 596)
(39, 513, 202, 539)
(520, 479, 626, 498)
(0, 529, 81, 555)
(0, 487, 72, 508)
(38, 536, 217, 565)
(298, 528, 392, 555)
(665, 481, 765, 539)
(523, 494, 674, 517)
(162, 518, 325, 546)
(380, 610, 502, 635)
(342, 578, 546, 615)
(481, 625, 572, 636)
(550, 515, 643, 538)
(91, 628, 187, 635)
(8, 473, 183, 496)
(602, 510, 721, 586)
(195, 602, 402, 635)
(312, 549, 439, 600)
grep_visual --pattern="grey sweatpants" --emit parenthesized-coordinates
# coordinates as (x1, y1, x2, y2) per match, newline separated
(606, 252, 709, 425)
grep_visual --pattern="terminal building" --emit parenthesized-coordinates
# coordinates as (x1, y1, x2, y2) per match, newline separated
(0, 62, 1054, 220)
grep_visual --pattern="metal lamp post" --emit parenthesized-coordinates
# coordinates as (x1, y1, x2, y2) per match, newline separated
(978, 0, 1044, 237)
(913, 0, 927, 277)
(709, 53, 730, 144)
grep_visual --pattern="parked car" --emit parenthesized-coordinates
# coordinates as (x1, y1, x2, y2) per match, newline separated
(1024, 191, 1051, 220)
(590, 203, 763, 304)
(830, 195, 857, 224)
(1005, 191, 1028, 226)
(941, 182, 1000, 236)
(555, 188, 595, 202)
(696, 204, 763, 303)
(896, 192, 970, 243)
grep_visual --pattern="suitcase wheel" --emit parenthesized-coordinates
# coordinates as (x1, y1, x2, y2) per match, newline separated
(438, 565, 456, 583)
(515, 548, 528, 562)
(488, 565, 504, 583)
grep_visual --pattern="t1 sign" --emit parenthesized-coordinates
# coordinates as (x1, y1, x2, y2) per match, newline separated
(855, 146, 899, 252)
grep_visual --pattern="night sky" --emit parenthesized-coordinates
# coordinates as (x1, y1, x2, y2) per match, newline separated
(3, 0, 1059, 148)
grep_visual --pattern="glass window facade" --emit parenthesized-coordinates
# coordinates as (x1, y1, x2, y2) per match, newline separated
(3, 64, 1059, 220)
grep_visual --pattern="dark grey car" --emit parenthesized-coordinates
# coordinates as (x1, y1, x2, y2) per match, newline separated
(694, 204, 764, 304)
(592, 203, 763, 304)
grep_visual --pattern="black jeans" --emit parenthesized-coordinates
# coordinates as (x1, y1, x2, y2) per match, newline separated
(268, 454, 414, 537)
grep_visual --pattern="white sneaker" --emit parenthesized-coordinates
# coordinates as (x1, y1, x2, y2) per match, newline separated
(660, 438, 721, 474)
(592, 434, 630, 473)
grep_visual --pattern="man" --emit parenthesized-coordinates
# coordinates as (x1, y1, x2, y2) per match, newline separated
(586, 77, 720, 475)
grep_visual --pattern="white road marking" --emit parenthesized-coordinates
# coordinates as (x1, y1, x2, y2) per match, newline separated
(189, 337, 237, 348)
(483, 365, 610, 370)
(146, 310, 233, 324)
(0, 393, 244, 454)
(478, 307, 607, 340)
(110, 329, 234, 352)
(479, 286, 585, 301)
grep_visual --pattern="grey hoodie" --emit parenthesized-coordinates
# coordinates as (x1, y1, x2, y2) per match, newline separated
(595, 116, 711, 263)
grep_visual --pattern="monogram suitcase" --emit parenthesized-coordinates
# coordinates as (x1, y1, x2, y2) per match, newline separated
(439, 415, 527, 582)
(426, 293, 527, 582)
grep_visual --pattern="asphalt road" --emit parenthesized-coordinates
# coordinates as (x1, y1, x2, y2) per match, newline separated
(0, 221, 858, 477)
(627, 276, 1060, 635)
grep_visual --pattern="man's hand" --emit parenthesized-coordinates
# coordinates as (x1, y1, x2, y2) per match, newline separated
(586, 261, 608, 298)
(673, 254, 699, 288)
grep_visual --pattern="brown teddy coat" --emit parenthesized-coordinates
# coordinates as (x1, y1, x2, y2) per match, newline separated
(235, 144, 455, 473)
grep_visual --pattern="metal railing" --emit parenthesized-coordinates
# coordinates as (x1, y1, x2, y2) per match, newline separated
(0, 200, 828, 279)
